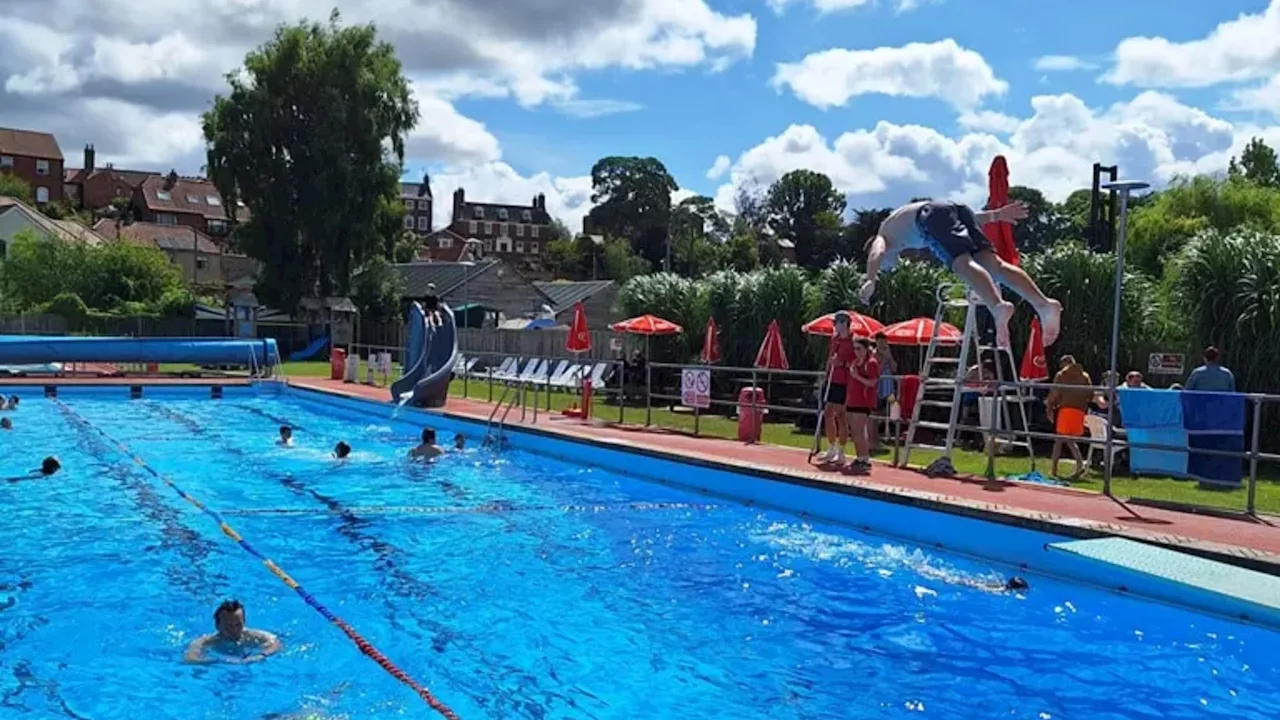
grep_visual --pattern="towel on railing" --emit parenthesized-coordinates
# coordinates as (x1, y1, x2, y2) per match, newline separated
(1181, 391, 1245, 488)
(1118, 388, 1188, 477)
(899, 374, 921, 422)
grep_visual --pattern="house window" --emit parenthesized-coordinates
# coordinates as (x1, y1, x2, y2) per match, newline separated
(515, 241, 525, 254)
(483, 238, 494, 252)
(186, 194, 200, 203)
(468, 220, 477, 234)
(417, 216, 429, 231)
(156, 191, 171, 201)
(206, 195, 221, 206)
(404, 216, 415, 229)
(438, 236, 454, 249)
(35, 186, 49, 203)
(405, 199, 415, 210)
(197, 257, 209, 270)
(0, 156, 13, 168)
(531, 241, 539, 255)
(531, 226, 540, 238)
(156, 213, 178, 225)
(209, 219, 228, 234)
(521, 209, 531, 221)
(115, 187, 123, 196)
(473, 206, 484, 219)
(498, 208, 508, 220)
(483, 222, 492, 234)
(516, 224, 525, 237)
(496, 236, 512, 253)
(35, 159, 49, 176)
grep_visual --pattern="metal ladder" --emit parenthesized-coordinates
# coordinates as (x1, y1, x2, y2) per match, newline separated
(902, 283, 1034, 477)
(483, 371, 539, 447)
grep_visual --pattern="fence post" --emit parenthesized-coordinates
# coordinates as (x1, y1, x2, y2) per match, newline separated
(694, 390, 701, 437)
(488, 355, 494, 403)
(546, 363, 552, 412)
(985, 388, 999, 481)
(750, 368, 758, 445)
(463, 353, 469, 398)
(645, 362, 653, 427)
(1247, 396, 1263, 515)
(617, 359, 625, 424)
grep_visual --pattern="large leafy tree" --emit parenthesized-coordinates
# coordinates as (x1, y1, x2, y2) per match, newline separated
(202, 10, 418, 313)
(764, 170, 847, 268)
(668, 195, 729, 277)
(1228, 136, 1280, 187)
(1006, 185, 1068, 253)
(585, 156, 678, 268)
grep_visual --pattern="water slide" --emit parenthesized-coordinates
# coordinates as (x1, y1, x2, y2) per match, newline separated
(0, 336, 280, 367)
(290, 335, 329, 361)
(390, 301, 459, 408)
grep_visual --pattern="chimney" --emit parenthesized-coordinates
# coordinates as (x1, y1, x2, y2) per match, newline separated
(164, 169, 179, 190)
(536, 193, 546, 211)
(84, 144, 95, 173)
(420, 171, 432, 199)
(453, 187, 465, 210)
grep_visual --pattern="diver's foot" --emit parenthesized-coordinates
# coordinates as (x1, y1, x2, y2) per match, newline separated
(1039, 299, 1063, 347)
(991, 301, 1015, 349)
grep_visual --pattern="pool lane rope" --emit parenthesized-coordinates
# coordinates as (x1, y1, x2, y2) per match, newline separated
(221, 501, 723, 517)
(52, 399, 461, 720)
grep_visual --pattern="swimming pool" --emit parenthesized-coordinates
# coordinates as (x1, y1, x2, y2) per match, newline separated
(2, 384, 1277, 719)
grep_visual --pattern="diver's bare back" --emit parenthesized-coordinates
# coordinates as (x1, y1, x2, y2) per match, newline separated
(877, 201, 929, 251)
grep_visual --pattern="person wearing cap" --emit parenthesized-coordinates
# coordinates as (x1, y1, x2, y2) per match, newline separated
(819, 312, 858, 465)
(423, 282, 443, 327)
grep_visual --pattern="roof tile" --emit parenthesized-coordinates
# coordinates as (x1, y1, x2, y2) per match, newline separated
(0, 127, 63, 160)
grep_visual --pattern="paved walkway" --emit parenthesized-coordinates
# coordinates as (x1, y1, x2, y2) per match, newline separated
(79, 374, 1261, 573)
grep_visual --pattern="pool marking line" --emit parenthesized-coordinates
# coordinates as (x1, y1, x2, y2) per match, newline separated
(51, 398, 462, 720)
(218, 501, 724, 517)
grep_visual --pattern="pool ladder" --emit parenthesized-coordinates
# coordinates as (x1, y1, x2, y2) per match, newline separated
(484, 378, 540, 447)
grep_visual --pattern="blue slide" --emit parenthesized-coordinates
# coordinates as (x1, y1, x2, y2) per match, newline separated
(0, 336, 280, 367)
(390, 302, 459, 408)
(290, 335, 329, 361)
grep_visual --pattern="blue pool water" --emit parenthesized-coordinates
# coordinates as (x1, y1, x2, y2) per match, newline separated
(2, 386, 1278, 719)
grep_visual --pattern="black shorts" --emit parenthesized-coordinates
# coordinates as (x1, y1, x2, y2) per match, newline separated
(825, 382, 846, 405)
(846, 406, 874, 417)
(916, 201, 994, 265)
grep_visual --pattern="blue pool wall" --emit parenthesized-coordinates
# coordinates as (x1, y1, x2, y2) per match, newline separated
(15, 382, 1280, 631)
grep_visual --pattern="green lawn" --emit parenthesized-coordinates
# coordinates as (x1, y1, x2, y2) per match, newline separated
(258, 361, 1280, 514)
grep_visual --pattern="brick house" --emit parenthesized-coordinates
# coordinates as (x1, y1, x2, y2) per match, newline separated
(0, 126, 64, 205)
(401, 172, 434, 235)
(132, 170, 241, 240)
(93, 219, 226, 286)
(64, 144, 155, 212)
(414, 228, 480, 262)
(448, 188, 552, 260)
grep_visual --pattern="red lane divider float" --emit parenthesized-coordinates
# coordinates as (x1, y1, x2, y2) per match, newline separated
(52, 399, 461, 720)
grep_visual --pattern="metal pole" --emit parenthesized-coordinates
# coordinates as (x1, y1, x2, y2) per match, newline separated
(617, 359, 624, 424)
(1101, 179, 1149, 497)
(645, 361, 653, 427)
(1247, 396, 1263, 515)
(694, 399, 700, 436)
(985, 393, 999, 481)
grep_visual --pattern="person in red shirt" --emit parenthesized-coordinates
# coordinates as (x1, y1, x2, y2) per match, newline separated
(820, 312, 858, 465)
(844, 337, 881, 474)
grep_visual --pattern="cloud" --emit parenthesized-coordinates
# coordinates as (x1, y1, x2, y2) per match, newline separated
(1106, 0, 1280, 88)
(766, 0, 925, 14)
(550, 98, 644, 119)
(1227, 75, 1280, 117)
(711, 91, 1244, 214)
(771, 40, 1007, 111)
(706, 155, 732, 180)
(958, 111, 1021, 134)
(1033, 55, 1095, 72)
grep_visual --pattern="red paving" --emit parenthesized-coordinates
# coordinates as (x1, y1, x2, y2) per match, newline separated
(34, 373, 1275, 572)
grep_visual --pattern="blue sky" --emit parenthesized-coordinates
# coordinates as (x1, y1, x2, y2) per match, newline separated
(4, 0, 1279, 229)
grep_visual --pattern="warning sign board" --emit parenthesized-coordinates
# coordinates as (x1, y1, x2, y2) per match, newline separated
(1147, 352, 1185, 376)
(681, 368, 711, 409)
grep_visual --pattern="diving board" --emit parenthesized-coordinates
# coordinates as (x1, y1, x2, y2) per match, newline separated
(1047, 537, 1280, 628)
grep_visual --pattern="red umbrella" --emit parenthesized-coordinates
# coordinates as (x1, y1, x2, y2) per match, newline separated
(754, 319, 790, 370)
(802, 311, 884, 338)
(882, 317, 962, 346)
(983, 155, 1020, 266)
(610, 314, 683, 335)
(1020, 316, 1048, 381)
(701, 317, 721, 364)
(566, 301, 591, 353)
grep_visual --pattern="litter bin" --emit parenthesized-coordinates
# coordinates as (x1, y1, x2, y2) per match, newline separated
(330, 348, 346, 380)
(737, 386, 766, 443)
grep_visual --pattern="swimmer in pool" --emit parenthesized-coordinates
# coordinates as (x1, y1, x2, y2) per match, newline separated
(1, 395, 17, 410)
(184, 599, 281, 664)
(409, 428, 443, 460)
(278, 425, 294, 446)
(453, 433, 465, 451)
(40, 456, 59, 475)
(0, 417, 10, 430)
(333, 441, 351, 459)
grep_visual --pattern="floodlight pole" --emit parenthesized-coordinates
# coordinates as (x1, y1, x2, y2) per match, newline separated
(1101, 179, 1149, 497)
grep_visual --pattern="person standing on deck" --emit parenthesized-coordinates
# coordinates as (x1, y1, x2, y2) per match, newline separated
(859, 200, 1063, 350)
(819, 312, 857, 466)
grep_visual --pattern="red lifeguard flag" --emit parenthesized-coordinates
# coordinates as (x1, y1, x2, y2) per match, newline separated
(566, 301, 591, 353)
(701, 317, 721, 364)
(754, 320, 790, 370)
(1020, 317, 1048, 381)
(984, 155, 1020, 266)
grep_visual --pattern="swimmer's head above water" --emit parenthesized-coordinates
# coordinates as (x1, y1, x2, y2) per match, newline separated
(279, 425, 293, 444)
(40, 456, 60, 476)
(333, 441, 351, 459)
(214, 599, 247, 640)
(454, 433, 465, 450)
(1005, 576, 1029, 591)
(0, 417, 11, 430)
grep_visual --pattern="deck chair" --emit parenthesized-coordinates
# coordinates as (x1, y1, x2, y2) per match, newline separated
(526, 359, 551, 385)
(547, 360, 570, 386)
(486, 357, 517, 380)
(554, 363, 583, 388)
(588, 362, 611, 388)
(1084, 414, 1125, 469)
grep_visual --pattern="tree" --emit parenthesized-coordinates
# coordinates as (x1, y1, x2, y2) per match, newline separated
(350, 255, 404, 322)
(202, 10, 418, 313)
(599, 237, 650, 283)
(668, 195, 729, 277)
(842, 207, 892, 267)
(545, 237, 588, 279)
(1228, 136, 1280, 187)
(0, 172, 33, 205)
(1006, 186, 1068, 253)
(1057, 188, 1093, 242)
(724, 218, 759, 272)
(392, 229, 421, 263)
(764, 170, 847, 268)
(585, 156, 678, 268)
